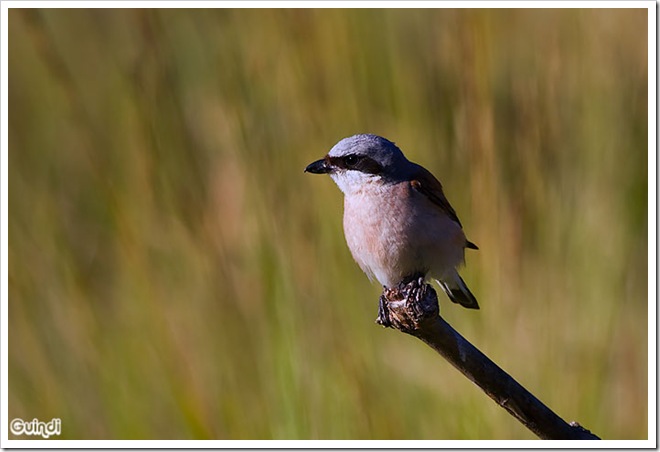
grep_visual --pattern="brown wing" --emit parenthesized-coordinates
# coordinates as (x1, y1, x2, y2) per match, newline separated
(410, 165, 479, 250)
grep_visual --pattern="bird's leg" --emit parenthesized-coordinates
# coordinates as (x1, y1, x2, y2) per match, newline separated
(407, 276, 429, 318)
(376, 286, 392, 328)
(377, 275, 426, 327)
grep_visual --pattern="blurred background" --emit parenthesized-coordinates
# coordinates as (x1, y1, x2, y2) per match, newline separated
(8, 8, 648, 440)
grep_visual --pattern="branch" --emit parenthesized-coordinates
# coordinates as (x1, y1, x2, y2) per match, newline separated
(377, 278, 600, 440)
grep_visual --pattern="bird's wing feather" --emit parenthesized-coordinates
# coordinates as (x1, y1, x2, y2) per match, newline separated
(409, 165, 463, 228)
(409, 165, 480, 250)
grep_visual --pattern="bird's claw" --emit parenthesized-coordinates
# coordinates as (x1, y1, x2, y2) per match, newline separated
(376, 293, 392, 328)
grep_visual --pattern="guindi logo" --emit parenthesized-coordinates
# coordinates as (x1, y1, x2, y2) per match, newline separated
(10, 418, 61, 438)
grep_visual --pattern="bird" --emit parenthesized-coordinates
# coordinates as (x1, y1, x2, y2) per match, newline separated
(305, 133, 479, 310)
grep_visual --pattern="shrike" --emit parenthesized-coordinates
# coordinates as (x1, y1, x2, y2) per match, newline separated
(305, 134, 479, 309)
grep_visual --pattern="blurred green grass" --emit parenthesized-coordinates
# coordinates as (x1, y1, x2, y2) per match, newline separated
(8, 8, 648, 440)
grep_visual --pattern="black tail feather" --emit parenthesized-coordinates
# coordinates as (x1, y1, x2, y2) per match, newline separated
(438, 276, 479, 309)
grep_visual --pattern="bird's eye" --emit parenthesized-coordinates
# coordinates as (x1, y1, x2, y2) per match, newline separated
(344, 155, 360, 167)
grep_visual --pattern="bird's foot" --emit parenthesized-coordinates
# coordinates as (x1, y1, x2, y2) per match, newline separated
(376, 292, 392, 328)
(376, 276, 439, 332)
(400, 273, 425, 288)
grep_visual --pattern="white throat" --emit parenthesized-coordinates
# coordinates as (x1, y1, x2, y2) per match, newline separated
(330, 171, 382, 196)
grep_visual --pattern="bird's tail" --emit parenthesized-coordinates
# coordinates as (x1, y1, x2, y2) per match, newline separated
(436, 271, 479, 309)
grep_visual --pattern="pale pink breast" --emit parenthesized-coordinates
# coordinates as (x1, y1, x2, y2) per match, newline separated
(342, 181, 465, 287)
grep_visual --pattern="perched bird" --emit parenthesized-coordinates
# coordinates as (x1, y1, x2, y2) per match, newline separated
(305, 134, 479, 309)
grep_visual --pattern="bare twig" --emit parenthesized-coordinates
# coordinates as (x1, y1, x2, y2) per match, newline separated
(377, 278, 600, 440)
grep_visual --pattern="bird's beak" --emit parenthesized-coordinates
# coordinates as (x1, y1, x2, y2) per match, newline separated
(304, 158, 331, 174)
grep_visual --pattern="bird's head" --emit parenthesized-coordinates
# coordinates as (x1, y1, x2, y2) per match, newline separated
(305, 134, 410, 195)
